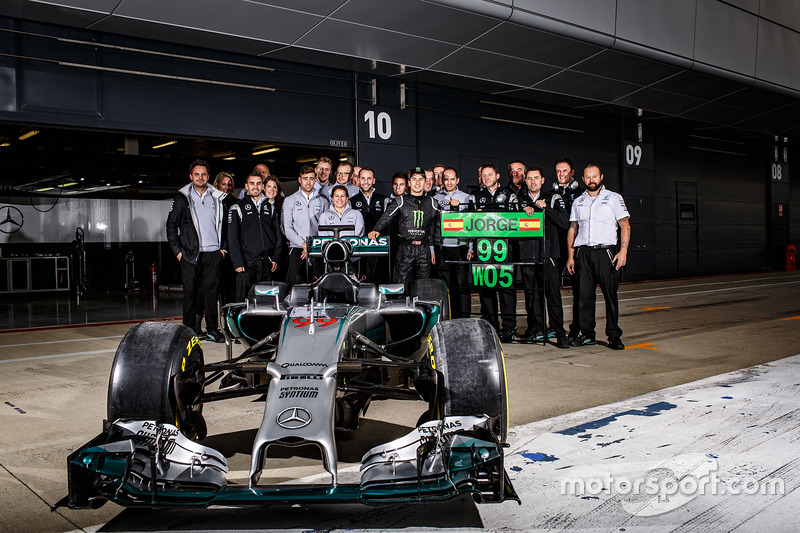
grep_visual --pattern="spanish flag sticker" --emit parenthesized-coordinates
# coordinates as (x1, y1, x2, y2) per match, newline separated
(520, 218, 541, 231)
(443, 219, 464, 231)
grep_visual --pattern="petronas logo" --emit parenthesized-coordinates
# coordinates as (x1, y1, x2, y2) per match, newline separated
(413, 210, 424, 228)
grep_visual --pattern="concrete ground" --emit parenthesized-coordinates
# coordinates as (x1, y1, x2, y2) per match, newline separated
(1, 271, 799, 532)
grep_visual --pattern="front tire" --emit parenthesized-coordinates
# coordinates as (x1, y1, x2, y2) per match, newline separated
(107, 322, 206, 440)
(428, 318, 508, 442)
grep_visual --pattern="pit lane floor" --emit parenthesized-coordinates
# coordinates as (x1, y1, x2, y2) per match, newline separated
(1, 271, 799, 532)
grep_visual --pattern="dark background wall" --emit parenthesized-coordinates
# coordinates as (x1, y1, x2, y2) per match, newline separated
(0, 18, 792, 292)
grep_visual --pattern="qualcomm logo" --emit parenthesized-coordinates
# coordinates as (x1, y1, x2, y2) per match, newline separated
(276, 407, 312, 429)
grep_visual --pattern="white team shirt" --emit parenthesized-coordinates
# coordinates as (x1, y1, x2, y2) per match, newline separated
(569, 185, 630, 247)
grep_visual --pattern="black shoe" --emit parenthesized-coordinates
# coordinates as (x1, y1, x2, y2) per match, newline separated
(608, 337, 625, 350)
(546, 327, 558, 339)
(499, 330, 515, 343)
(206, 329, 226, 343)
(571, 335, 596, 347)
(555, 336, 571, 349)
(517, 328, 542, 343)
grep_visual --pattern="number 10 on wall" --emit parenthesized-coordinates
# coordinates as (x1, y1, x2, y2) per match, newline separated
(363, 110, 392, 140)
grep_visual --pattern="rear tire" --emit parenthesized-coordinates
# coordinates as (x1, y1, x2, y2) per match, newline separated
(107, 322, 206, 440)
(410, 278, 450, 321)
(428, 318, 508, 442)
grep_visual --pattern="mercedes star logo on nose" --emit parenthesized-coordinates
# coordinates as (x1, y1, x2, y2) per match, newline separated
(276, 407, 312, 429)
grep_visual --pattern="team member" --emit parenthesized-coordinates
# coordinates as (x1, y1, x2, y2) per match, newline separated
(389, 172, 407, 201)
(553, 157, 585, 338)
(237, 163, 270, 199)
(321, 162, 360, 199)
(423, 169, 437, 196)
(473, 164, 518, 341)
(507, 160, 527, 196)
(228, 173, 282, 301)
(350, 167, 386, 231)
(369, 167, 442, 287)
(433, 167, 474, 318)
(351, 165, 362, 189)
(264, 176, 288, 282)
(166, 159, 228, 343)
(213, 171, 235, 196)
(432, 163, 446, 189)
(566, 163, 631, 350)
(211, 171, 237, 306)
(350, 167, 387, 281)
(283, 165, 330, 286)
(313, 156, 333, 192)
(517, 166, 570, 348)
(318, 185, 365, 236)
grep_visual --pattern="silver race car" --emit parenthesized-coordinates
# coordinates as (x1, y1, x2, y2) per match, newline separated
(60, 227, 518, 509)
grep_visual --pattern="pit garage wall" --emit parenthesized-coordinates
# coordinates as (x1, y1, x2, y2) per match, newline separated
(414, 85, 773, 279)
(0, 17, 784, 287)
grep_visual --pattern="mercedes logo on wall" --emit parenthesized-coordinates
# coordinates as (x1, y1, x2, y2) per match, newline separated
(0, 206, 24, 234)
(276, 407, 312, 429)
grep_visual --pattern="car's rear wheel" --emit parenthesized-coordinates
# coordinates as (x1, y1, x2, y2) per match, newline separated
(427, 318, 508, 442)
(410, 278, 450, 321)
(107, 322, 207, 440)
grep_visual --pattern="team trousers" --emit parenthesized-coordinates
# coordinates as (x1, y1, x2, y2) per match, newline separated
(558, 254, 581, 337)
(522, 258, 565, 335)
(479, 287, 516, 332)
(437, 245, 471, 318)
(235, 258, 273, 301)
(574, 246, 622, 339)
(181, 251, 222, 333)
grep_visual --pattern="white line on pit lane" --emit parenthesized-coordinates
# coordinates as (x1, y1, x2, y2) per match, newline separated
(0, 335, 124, 348)
(619, 273, 800, 294)
(0, 349, 117, 364)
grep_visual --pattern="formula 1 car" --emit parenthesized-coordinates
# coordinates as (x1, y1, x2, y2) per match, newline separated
(60, 227, 518, 509)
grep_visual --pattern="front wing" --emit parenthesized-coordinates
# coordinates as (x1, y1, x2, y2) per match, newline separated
(61, 417, 519, 508)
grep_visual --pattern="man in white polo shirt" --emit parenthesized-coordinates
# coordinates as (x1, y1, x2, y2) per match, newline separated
(566, 163, 631, 350)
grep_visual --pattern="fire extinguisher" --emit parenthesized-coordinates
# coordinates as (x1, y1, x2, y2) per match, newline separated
(150, 264, 157, 293)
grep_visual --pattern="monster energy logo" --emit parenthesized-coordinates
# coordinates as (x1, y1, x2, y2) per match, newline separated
(413, 210, 424, 228)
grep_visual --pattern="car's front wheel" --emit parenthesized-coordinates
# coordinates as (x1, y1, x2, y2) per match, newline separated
(107, 322, 207, 440)
(426, 318, 508, 442)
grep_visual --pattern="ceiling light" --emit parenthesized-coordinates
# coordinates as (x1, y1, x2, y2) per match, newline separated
(223, 156, 236, 160)
(19, 130, 40, 141)
(296, 156, 318, 163)
(152, 140, 177, 149)
(0, 142, 10, 147)
(59, 182, 78, 188)
(252, 147, 279, 156)
(35, 186, 55, 192)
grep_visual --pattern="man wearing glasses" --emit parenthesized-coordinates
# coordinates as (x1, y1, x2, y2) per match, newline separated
(322, 161, 360, 199)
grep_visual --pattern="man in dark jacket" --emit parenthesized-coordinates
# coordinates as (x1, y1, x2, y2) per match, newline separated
(228, 172, 282, 301)
(368, 167, 442, 287)
(553, 157, 586, 340)
(166, 159, 228, 342)
(350, 166, 387, 282)
(518, 166, 570, 348)
(473, 164, 519, 341)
